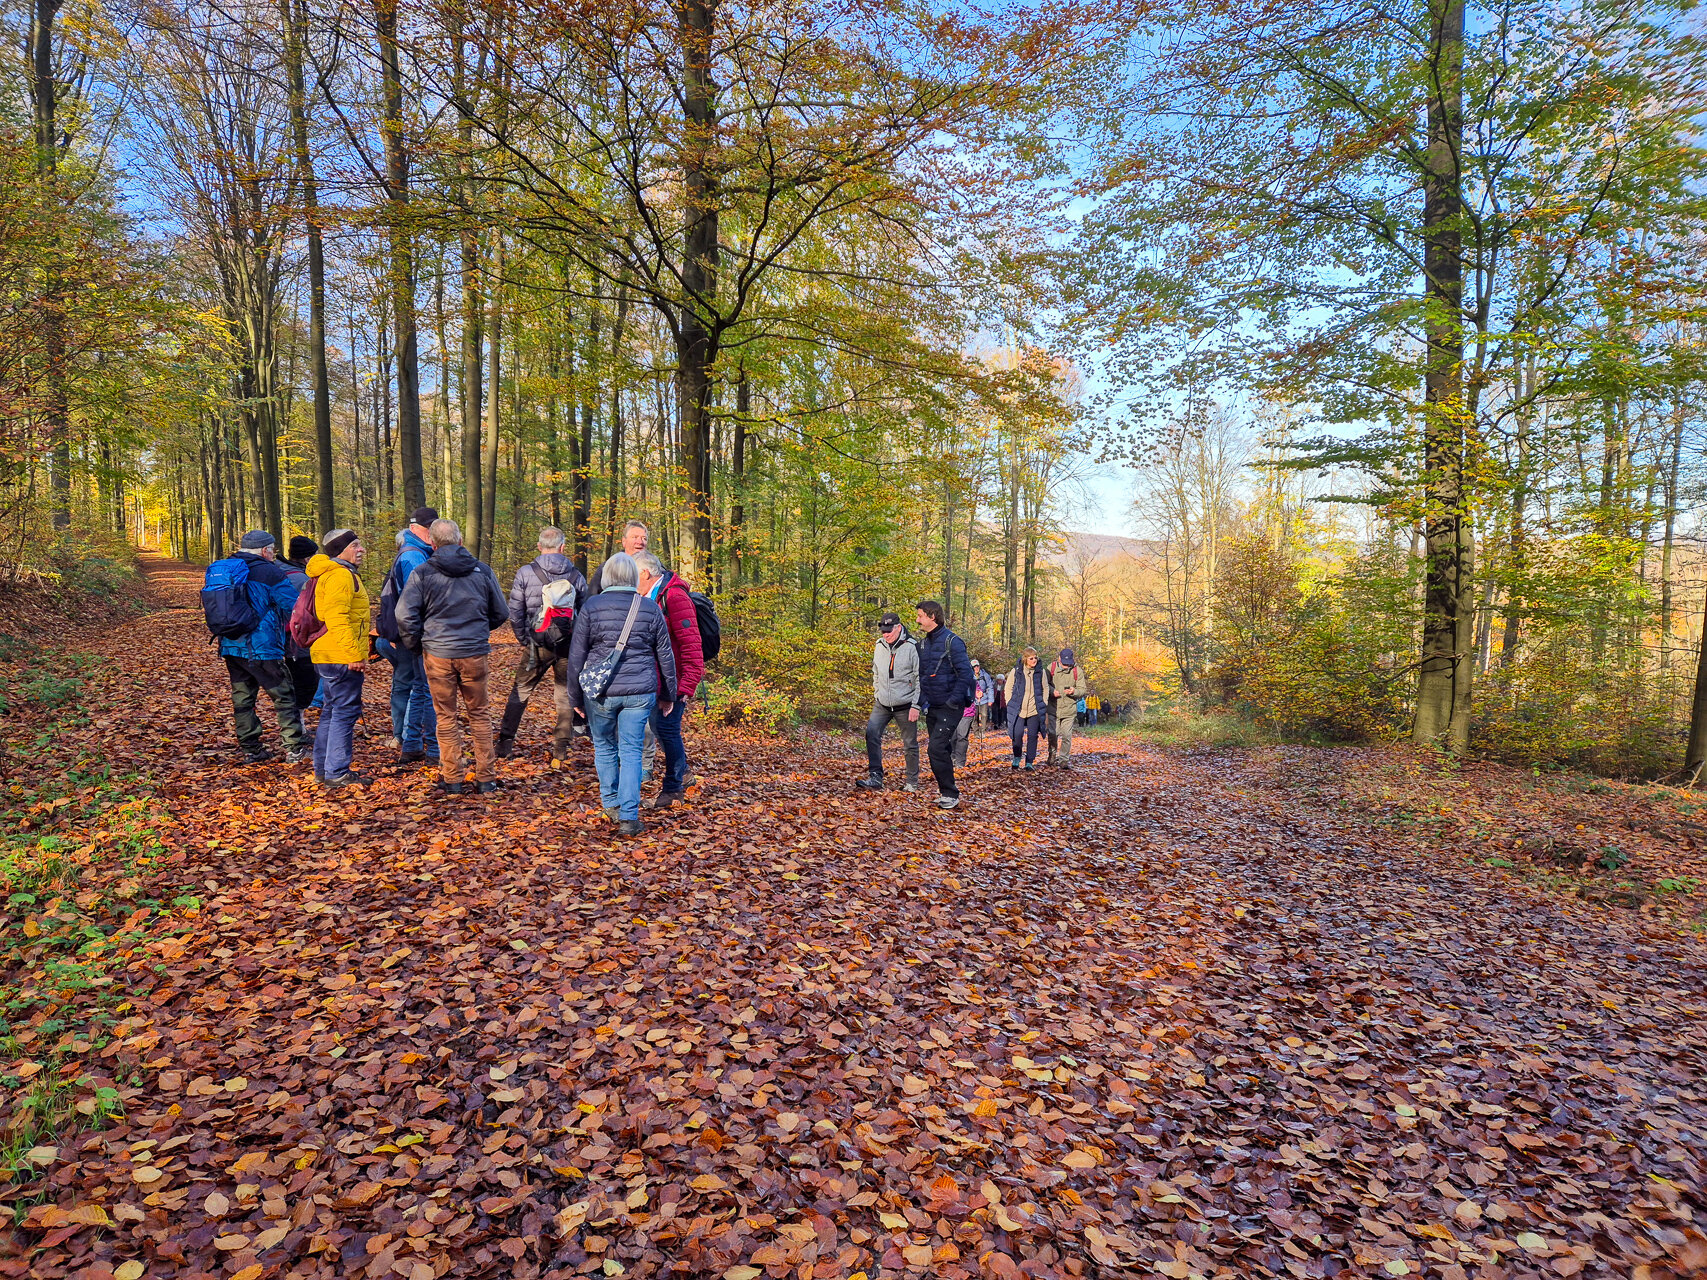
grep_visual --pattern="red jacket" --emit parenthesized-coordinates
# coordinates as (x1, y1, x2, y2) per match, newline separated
(655, 572, 705, 701)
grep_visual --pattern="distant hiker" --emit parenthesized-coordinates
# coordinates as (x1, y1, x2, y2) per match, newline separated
(373, 508, 439, 766)
(304, 529, 370, 785)
(1047, 647, 1086, 767)
(202, 529, 310, 765)
(951, 657, 986, 769)
(636, 550, 704, 810)
(496, 526, 588, 764)
(914, 600, 974, 809)
(1004, 646, 1046, 769)
(857, 611, 920, 793)
(973, 658, 995, 731)
(586, 519, 650, 598)
(991, 674, 1007, 734)
(394, 518, 509, 796)
(1086, 692, 1101, 727)
(565, 552, 678, 837)
(280, 534, 320, 712)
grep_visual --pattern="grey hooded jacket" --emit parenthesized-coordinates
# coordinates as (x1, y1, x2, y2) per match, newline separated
(872, 630, 921, 710)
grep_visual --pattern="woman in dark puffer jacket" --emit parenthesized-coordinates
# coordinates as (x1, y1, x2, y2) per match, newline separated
(565, 553, 678, 836)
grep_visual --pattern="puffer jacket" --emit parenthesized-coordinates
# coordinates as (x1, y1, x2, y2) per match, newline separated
(916, 624, 974, 713)
(566, 585, 678, 711)
(652, 571, 705, 701)
(1005, 664, 1047, 718)
(872, 631, 920, 709)
(307, 554, 370, 665)
(508, 552, 588, 646)
(394, 544, 508, 659)
(214, 551, 300, 661)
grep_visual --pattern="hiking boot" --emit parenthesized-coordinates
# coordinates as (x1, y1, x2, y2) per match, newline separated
(603, 807, 621, 823)
(648, 791, 683, 811)
(284, 747, 311, 764)
(242, 747, 275, 764)
(1025, 761, 1038, 770)
(436, 780, 466, 796)
(616, 818, 644, 837)
(680, 772, 699, 787)
(936, 794, 961, 810)
(475, 780, 501, 795)
(1011, 757, 1022, 769)
(399, 748, 427, 764)
(855, 775, 883, 790)
(324, 772, 372, 788)
(495, 739, 514, 760)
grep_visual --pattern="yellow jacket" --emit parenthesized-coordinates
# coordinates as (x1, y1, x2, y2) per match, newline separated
(307, 554, 370, 664)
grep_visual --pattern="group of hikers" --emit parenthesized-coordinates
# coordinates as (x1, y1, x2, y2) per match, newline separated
(205, 509, 1089, 827)
(861, 607, 1091, 809)
(201, 509, 704, 836)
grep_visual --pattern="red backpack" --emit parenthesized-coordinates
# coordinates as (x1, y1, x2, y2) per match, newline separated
(288, 575, 328, 651)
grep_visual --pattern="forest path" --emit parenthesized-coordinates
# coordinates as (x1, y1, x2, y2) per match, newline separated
(4, 552, 1704, 1280)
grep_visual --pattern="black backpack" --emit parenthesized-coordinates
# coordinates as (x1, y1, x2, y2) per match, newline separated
(201, 558, 260, 640)
(374, 556, 404, 643)
(688, 589, 721, 663)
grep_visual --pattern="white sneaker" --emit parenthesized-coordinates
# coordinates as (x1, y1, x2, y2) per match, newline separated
(902, 782, 918, 793)
(936, 794, 960, 810)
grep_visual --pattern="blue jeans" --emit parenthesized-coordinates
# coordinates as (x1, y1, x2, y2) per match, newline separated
(312, 664, 364, 779)
(586, 692, 655, 820)
(376, 638, 437, 755)
(650, 699, 688, 793)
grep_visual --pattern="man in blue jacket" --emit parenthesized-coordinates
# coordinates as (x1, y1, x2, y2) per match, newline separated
(210, 530, 310, 764)
(376, 507, 439, 765)
(914, 599, 975, 809)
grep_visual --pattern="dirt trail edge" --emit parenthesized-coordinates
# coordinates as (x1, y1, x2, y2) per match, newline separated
(4, 554, 1704, 1280)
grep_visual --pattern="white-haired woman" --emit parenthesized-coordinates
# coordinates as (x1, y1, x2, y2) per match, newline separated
(565, 552, 679, 836)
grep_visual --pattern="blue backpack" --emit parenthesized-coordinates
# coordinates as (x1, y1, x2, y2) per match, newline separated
(201, 558, 260, 640)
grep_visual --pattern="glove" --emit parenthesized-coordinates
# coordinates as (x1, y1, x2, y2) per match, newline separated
(962, 706, 976, 718)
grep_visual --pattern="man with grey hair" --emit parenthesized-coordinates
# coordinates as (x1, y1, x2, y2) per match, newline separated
(587, 519, 649, 597)
(497, 525, 588, 762)
(395, 517, 509, 794)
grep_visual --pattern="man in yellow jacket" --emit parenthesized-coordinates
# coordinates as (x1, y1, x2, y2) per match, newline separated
(307, 529, 371, 785)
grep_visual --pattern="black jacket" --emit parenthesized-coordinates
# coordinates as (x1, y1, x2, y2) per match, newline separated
(916, 625, 975, 713)
(508, 553, 588, 646)
(566, 586, 678, 710)
(394, 545, 509, 658)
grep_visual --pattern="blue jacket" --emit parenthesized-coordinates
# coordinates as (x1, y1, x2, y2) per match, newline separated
(916, 625, 975, 713)
(393, 529, 432, 590)
(215, 551, 300, 661)
(566, 585, 678, 710)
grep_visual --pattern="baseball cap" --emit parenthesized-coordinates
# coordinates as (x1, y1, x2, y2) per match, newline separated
(878, 612, 901, 629)
(409, 506, 438, 528)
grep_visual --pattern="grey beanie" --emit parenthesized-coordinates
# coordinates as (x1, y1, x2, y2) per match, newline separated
(239, 529, 276, 550)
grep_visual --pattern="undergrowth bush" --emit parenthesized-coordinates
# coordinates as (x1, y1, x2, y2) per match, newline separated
(700, 676, 798, 732)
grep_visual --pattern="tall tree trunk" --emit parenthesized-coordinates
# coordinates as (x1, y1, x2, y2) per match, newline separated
(575, 302, 598, 566)
(482, 233, 503, 561)
(604, 276, 630, 558)
(32, 0, 69, 529)
(731, 366, 748, 585)
(1686, 588, 1707, 784)
(454, 31, 483, 551)
(676, 0, 720, 575)
(282, 0, 334, 534)
(377, 0, 425, 510)
(1660, 395, 1685, 670)
(1411, 0, 1471, 754)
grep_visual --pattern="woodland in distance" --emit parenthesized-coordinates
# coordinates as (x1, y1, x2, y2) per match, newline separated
(2, 0, 1707, 1277)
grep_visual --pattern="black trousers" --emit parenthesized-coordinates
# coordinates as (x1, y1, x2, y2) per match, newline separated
(925, 704, 964, 799)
